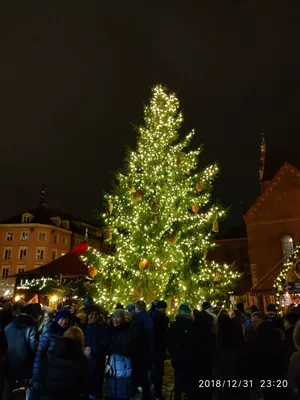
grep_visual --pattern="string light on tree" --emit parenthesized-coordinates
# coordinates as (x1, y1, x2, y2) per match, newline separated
(83, 85, 240, 309)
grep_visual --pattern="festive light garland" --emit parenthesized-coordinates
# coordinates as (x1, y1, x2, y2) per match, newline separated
(274, 244, 300, 307)
(83, 85, 240, 310)
(17, 277, 59, 291)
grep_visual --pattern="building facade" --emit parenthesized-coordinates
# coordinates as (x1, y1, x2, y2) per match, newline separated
(244, 162, 300, 308)
(0, 197, 102, 296)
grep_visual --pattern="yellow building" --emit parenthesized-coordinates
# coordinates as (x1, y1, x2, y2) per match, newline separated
(0, 191, 101, 296)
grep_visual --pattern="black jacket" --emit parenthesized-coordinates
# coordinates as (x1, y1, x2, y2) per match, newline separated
(82, 323, 109, 373)
(5, 314, 38, 379)
(40, 338, 88, 400)
(248, 322, 286, 380)
(169, 314, 195, 369)
(152, 313, 169, 356)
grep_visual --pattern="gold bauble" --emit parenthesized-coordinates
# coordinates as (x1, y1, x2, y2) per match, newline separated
(176, 153, 184, 166)
(130, 186, 136, 193)
(88, 267, 98, 278)
(108, 203, 113, 215)
(192, 204, 199, 213)
(104, 226, 113, 241)
(134, 190, 142, 201)
(196, 181, 203, 192)
(139, 259, 150, 271)
(154, 216, 158, 224)
(167, 233, 177, 246)
(214, 276, 220, 281)
(212, 221, 219, 233)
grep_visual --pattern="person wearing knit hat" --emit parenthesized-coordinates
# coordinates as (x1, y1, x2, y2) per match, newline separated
(178, 301, 191, 316)
(105, 307, 132, 400)
(169, 301, 194, 400)
(126, 303, 136, 319)
(32, 309, 72, 388)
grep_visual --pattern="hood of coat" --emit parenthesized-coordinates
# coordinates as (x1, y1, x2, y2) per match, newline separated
(13, 314, 35, 329)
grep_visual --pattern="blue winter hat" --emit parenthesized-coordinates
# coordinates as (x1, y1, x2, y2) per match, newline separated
(55, 309, 71, 322)
(126, 303, 135, 312)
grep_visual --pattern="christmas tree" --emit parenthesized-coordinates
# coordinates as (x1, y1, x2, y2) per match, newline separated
(83, 85, 240, 310)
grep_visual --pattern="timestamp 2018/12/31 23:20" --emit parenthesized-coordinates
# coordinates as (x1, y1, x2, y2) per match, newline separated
(198, 380, 288, 388)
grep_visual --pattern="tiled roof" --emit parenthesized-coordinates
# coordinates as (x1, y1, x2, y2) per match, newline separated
(0, 205, 101, 236)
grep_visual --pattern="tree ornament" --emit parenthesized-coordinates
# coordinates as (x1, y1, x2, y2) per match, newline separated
(108, 203, 113, 215)
(176, 153, 185, 166)
(167, 233, 177, 246)
(130, 186, 136, 193)
(214, 276, 220, 281)
(154, 216, 158, 224)
(104, 226, 113, 241)
(196, 181, 203, 192)
(203, 252, 207, 260)
(133, 190, 142, 201)
(192, 204, 199, 213)
(212, 221, 219, 233)
(88, 266, 98, 278)
(151, 200, 160, 214)
(139, 259, 150, 271)
(152, 112, 156, 122)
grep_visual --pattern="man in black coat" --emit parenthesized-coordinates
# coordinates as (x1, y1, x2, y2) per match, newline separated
(169, 303, 195, 400)
(3, 304, 38, 400)
(151, 300, 169, 400)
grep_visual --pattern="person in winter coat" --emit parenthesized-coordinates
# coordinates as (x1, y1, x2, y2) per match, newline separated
(287, 319, 300, 397)
(192, 302, 215, 400)
(38, 309, 55, 337)
(39, 327, 88, 400)
(3, 304, 38, 400)
(31, 309, 71, 386)
(168, 303, 195, 400)
(152, 300, 169, 400)
(131, 302, 153, 400)
(266, 303, 285, 331)
(284, 312, 299, 362)
(215, 312, 247, 400)
(249, 312, 287, 400)
(105, 309, 134, 400)
(0, 301, 13, 332)
(82, 306, 109, 400)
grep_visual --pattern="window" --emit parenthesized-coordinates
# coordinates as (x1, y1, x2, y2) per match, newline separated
(3, 249, 11, 260)
(2, 268, 9, 279)
(36, 249, 45, 260)
(38, 232, 46, 241)
(62, 236, 68, 246)
(21, 232, 29, 241)
(22, 213, 33, 223)
(6, 232, 13, 241)
(53, 233, 58, 244)
(19, 249, 27, 260)
(51, 217, 61, 227)
(61, 220, 70, 230)
(18, 268, 25, 273)
(282, 235, 294, 258)
(52, 251, 57, 261)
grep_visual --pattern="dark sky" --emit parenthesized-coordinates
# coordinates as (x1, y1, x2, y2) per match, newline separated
(1, 1, 300, 228)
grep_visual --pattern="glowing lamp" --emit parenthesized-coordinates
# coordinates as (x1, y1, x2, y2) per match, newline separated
(15, 295, 20, 302)
(51, 295, 58, 303)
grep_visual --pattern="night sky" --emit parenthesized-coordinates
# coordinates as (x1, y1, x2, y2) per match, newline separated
(1, 2, 300, 229)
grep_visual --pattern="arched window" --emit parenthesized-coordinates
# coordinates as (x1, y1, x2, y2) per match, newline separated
(282, 235, 294, 258)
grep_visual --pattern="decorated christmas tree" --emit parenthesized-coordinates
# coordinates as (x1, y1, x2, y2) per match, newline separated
(83, 85, 240, 310)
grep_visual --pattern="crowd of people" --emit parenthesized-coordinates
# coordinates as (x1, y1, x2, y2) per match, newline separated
(0, 297, 300, 400)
